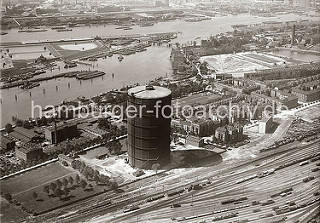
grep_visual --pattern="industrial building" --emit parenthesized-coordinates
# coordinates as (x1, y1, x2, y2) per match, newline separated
(127, 85, 172, 169)
(258, 116, 274, 134)
(44, 123, 78, 144)
(9, 127, 42, 143)
(15, 143, 44, 161)
(0, 135, 15, 153)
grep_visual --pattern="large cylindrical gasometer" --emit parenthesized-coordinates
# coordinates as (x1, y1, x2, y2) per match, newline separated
(127, 85, 172, 169)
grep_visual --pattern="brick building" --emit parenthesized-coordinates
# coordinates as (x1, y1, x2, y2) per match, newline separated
(181, 118, 220, 137)
(214, 123, 243, 144)
(15, 143, 44, 161)
(291, 81, 320, 103)
(251, 91, 298, 110)
(44, 123, 78, 144)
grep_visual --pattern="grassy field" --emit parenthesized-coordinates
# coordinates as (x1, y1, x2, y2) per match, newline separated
(1, 162, 74, 195)
(1, 162, 107, 215)
(48, 40, 104, 58)
(0, 197, 29, 223)
(82, 146, 109, 159)
(14, 173, 105, 214)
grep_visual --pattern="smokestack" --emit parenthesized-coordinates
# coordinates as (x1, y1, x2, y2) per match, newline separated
(54, 120, 58, 145)
(291, 24, 296, 46)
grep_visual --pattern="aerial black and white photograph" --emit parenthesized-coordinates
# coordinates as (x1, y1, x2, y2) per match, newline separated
(0, 0, 319, 222)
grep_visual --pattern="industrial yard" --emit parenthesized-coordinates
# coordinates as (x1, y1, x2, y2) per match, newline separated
(200, 52, 289, 77)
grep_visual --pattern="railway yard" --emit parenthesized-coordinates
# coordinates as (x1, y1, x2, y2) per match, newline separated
(32, 102, 320, 223)
(45, 139, 319, 223)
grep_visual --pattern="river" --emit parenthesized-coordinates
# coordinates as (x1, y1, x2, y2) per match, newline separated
(0, 13, 318, 126)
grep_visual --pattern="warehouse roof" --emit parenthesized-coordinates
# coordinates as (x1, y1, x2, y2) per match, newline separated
(9, 127, 40, 142)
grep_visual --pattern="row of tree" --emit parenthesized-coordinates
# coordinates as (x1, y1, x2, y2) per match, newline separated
(42, 175, 92, 199)
(167, 81, 206, 99)
(11, 116, 49, 129)
(71, 160, 118, 189)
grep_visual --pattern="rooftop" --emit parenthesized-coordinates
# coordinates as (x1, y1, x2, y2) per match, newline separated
(1, 135, 15, 148)
(9, 127, 40, 142)
(17, 143, 43, 154)
(47, 122, 77, 132)
(128, 85, 171, 99)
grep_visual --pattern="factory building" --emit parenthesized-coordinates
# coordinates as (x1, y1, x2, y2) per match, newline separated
(15, 143, 44, 161)
(9, 127, 42, 143)
(44, 123, 78, 144)
(127, 85, 172, 169)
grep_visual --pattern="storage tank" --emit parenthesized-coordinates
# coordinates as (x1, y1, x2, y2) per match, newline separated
(127, 85, 172, 169)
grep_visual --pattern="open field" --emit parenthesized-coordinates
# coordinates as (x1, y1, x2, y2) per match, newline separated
(243, 53, 282, 63)
(173, 92, 221, 107)
(0, 198, 29, 223)
(1, 162, 108, 215)
(81, 146, 110, 159)
(13, 173, 105, 214)
(59, 43, 97, 51)
(1, 162, 74, 195)
(296, 104, 320, 122)
(48, 40, 100, 57)
(1, 45, 55, 60)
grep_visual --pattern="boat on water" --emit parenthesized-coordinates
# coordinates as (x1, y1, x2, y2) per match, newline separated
(118, 55, 124, 61)
(57, 28, 73, 32)
(76, 71, 105, 80)
(51, 26, 67, 30)
(20, 82, 40, 89)
(185, 17, 211, 22)
(18, 29, 48, 33)
(136, 48, 147, 52)
(64, 62, 77, 69)
(115, 26, 132, 30)
(140, 22, 154, 27)
(33, 70, 46, 75)
(185, 18, 201, 22)
(64, 72, 78, 77)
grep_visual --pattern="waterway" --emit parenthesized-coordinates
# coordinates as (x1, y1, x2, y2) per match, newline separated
(270, 49, 320, 63)
(0, 13, 318, 126)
